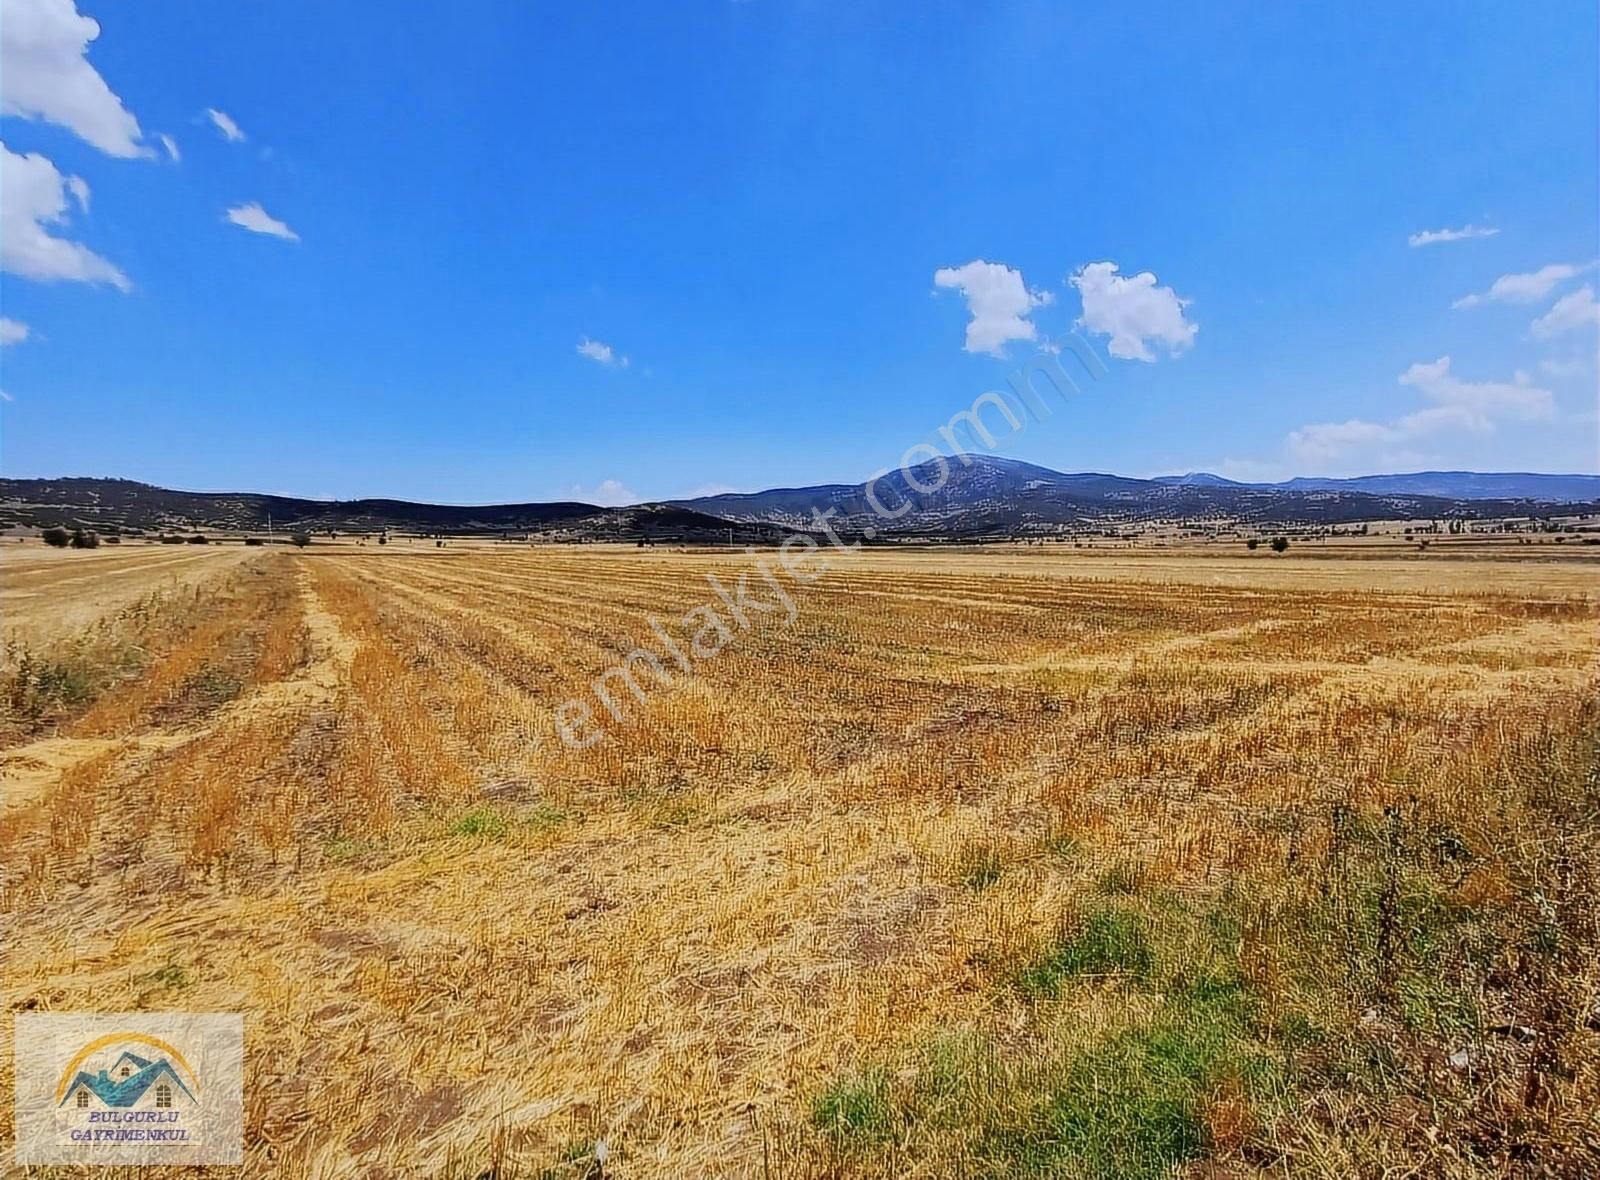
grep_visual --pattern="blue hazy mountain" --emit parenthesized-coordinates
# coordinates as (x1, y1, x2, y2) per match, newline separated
(1153, 470, 1600, 501)
(674, 455, 1599, 533)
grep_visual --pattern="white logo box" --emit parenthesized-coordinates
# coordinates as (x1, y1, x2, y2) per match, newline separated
(13, 1013, 243, 1166)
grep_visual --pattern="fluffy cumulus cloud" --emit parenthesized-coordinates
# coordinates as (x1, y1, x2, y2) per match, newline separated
(1408, 224, 1498, 248)
(1453, 263, 1580, 309)
(0, 141, 129, 289)
(0, 317, 31, 346)
(576, 337, 628, 367)
(0, 0, 146, 156)
(1070, 261, 1196, 361)
(1287, 357, 1552, 469)
(933, 260, 1049, 356)
(1530, 285, 1600, 339)
(205, 107, 245, 142)
(564, 479, 639, 507)
(224, 201, 298, 241)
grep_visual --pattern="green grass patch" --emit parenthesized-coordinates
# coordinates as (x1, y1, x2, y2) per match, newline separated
(1008, 975, 1276, 1180)
(525, 803, 571, 830)
(811, 1069, 894, 1144)
(134, 963, 190, 991)
(1015, 910, 1155, 996)
(324, 835, 385, 863)
(1094, 859, 1147, 896)
(449, 807, 508, 839)
(954, 840, 1005, 891)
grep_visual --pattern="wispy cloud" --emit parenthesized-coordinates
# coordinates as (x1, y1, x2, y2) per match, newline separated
(159, 133, 180, 162)
(1531, 285, 1600, 340)
(677, 482, 742, 499)
(576, 337, 628, 367)
(205, 107, 245, 142)
(1286, 357, 1552, 472)
(0, 317, 31, 346)
(224, 201, 298, 241)
(1453, 263, 1582, 309)
(564, 479, 639, 506)
(1408, 224, 1498, 248)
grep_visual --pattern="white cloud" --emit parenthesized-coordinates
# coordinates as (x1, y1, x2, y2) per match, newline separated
(205, 107, 245, 142)
(64, 172, 89, 211)
(1408, 224, 1498, 248)
(1399, 355, 1553, 420)
(564, 479, 639, 507)
(0, 141, 129, 289)
(1070, 261, 1196, 361)
(1539, 356, 1590, 379)
(576, 337, 628, 367)
(1530, 285, 1600, 339)
(1287, 357, 1552, 471)
(1287, 418, 1398, 462)
(0, 317, 31, 346)
(0, 0, 146, 157)
(678, 482, 741, 499)
(224, 201, 298, 241)
(1452, 263, 1580, 309)
(933, 260, 1047, 356)
(159, 133, 179, 162)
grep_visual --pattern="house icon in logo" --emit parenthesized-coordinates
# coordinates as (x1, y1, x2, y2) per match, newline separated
(54, 1034, 201, 1114)
(60, 1051, 197, 1111)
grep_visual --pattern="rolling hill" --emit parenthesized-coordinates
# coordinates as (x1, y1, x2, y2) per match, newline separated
(0, 478, 789, 543)
(672, 455, 1599, 535)
(3, 460, 1596, 543)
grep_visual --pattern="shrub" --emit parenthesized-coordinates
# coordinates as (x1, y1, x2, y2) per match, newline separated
(244, 537, 265, 546)
(1245, 538, 1259, 550)
(41, 526, 71, 547)
(69, 528, 99, 549)
(1269, 536, 1289, 553)
(186, 534, 208, 544)
(291, 533, 312, 548)
(160, 534, 185, 544)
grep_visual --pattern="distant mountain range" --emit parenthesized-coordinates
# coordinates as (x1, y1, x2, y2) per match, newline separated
(0, 478, 789, 543)
(670, 458, 1600, 535)
(3, 462, 1596, 541)
(1150, 470, 1600, 501)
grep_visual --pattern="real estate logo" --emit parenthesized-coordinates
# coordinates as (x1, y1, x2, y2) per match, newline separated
(12, 1013, 243, 1166)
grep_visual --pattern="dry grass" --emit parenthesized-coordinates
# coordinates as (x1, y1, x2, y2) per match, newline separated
(2, 543, 1597, 1177)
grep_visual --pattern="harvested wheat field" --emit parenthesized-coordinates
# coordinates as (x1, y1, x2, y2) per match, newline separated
(3, 543, 1599, 1178)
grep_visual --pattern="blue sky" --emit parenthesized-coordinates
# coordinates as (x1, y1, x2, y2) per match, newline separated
(2, 1, 1596, 504)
